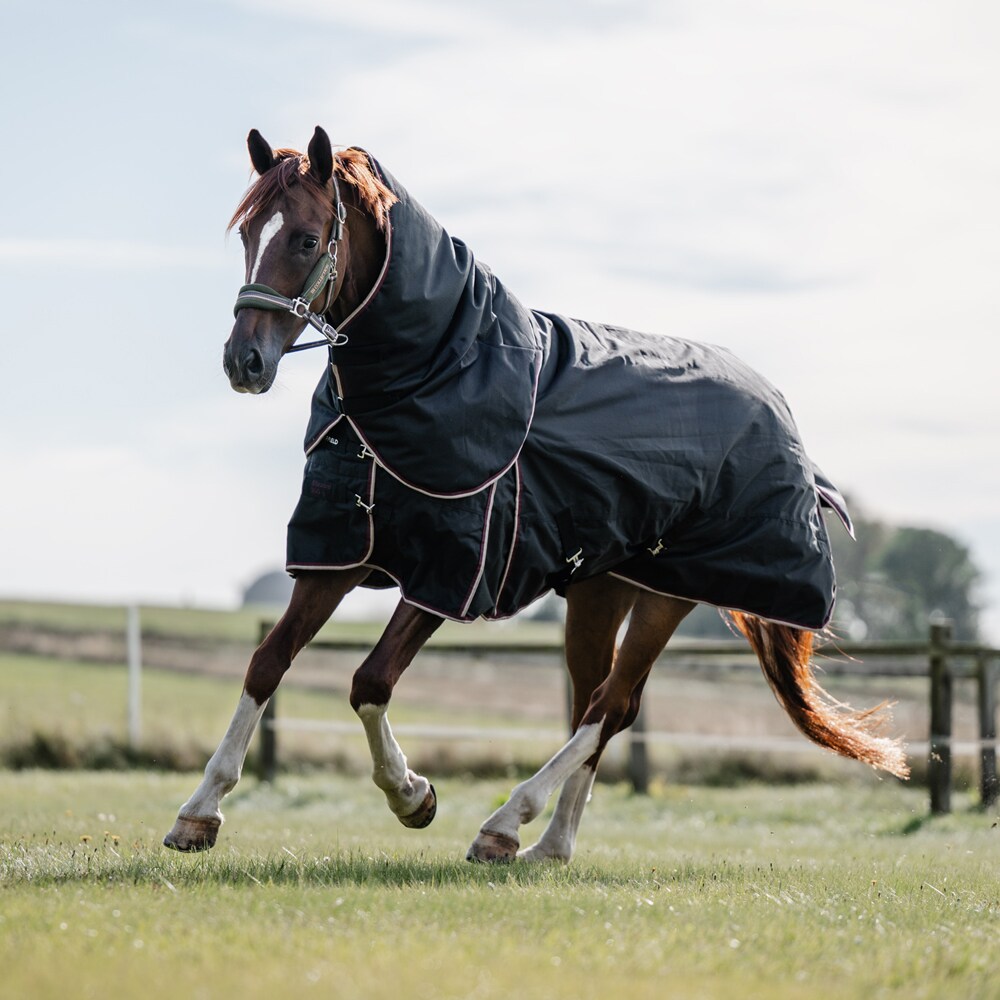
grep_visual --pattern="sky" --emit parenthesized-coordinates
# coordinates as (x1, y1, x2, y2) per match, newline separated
(1, 0, 998, 635)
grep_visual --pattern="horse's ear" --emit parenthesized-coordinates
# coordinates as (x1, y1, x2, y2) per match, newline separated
(247, 129, 276, 175)
(307, 126, 333, 185)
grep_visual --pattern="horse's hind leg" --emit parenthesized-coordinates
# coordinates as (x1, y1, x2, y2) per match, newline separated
(163, 568, 368, 852)
(350, 600, 443, 828)
(517, 574, 636, 863)
(468, 588, 694, 863)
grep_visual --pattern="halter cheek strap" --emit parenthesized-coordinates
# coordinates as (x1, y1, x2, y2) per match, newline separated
(232, 175, 350, 351)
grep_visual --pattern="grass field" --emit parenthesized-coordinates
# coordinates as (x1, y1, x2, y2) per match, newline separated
(0, 597, 563, 646)
(2, 602, 995, 996)
(1, 770, 997, 1000)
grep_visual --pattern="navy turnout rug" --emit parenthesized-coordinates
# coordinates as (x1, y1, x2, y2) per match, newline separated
(286, 155, 851, 629)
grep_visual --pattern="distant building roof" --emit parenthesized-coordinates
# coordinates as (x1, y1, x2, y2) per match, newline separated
(242, 569, 294, 608)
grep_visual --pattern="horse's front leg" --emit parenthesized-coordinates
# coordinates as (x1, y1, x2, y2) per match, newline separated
(349, 600, 443, 827)
(163, 568, 369, 852)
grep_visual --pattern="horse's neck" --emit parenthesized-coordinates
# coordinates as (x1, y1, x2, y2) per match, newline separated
(328, 197, 385, 327)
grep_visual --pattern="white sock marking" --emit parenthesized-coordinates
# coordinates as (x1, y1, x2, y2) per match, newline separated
(519, 766, 597, 862)
(356, 703, 431, 818)
(177, 692, 266, 822)
(357, 703, 409, 791)
(249, 211, 284, 283)
(476, 722, 603, 843)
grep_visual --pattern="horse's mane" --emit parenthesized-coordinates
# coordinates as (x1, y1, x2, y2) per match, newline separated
(227, 147, 397, 234)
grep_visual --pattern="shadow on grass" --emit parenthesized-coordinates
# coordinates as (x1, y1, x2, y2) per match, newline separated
(0, 843, 659, 890)
(885, 801, 996, 837)
(896, 814, 934, 836)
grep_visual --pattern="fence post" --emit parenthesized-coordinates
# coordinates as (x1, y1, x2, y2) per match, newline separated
(977, 653, 998, 808)
(258, 694, 277, 783)
(928, 621, 953, 815)
(254, 620, 277, 782)
(126, 604, 142, 749)
(627, 702, 650, 795)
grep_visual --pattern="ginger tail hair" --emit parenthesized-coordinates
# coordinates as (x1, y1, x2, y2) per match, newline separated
(728, 612, 910, 779)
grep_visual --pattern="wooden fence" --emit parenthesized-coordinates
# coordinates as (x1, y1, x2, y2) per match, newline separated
(256, 620, 998, 814)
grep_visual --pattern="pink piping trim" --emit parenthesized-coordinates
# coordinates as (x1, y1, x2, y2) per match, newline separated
(344, 348, 543, 500)
(288, 460, 376, 569)
(305, 414, 345, 457)
(335, 205, 392, 336)
(361, 562, 479, 623)
(459, 480, 498, 618)
(493, 460, 521, 612)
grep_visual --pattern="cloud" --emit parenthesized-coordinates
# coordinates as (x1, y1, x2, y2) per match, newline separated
(5, 0, 999, 640)
(220, 0, 646, 38)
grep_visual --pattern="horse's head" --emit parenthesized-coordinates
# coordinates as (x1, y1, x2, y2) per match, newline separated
(224, 126, 346, 394)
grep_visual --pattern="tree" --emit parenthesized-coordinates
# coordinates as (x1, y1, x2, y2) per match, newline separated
(875, 527, 981, 640)
(829, 506, 981, 642)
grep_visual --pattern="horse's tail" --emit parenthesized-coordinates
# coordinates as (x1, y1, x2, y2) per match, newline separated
(728, 611, 909, 779)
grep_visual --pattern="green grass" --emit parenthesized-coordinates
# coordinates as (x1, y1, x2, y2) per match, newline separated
(0, 597, 271, 642)
(1, 771, 997, 999)
(0, 652, 340, 769)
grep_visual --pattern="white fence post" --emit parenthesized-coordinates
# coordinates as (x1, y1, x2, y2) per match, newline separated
(127, 604, 142, 749)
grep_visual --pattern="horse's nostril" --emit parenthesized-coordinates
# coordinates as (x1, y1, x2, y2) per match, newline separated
(246, 348, 264, 379)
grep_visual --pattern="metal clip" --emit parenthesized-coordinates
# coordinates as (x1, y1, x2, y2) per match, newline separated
(647, 539, 665, 557)
(317, 321, 348, 347)
(333, 201, 348, 238)
(290, 297, 310, 318)
(565, 548, 584, 573)
(357, 445, 374, 460)
(354, 494, 375, 514)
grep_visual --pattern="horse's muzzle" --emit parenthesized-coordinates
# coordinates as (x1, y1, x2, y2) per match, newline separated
(223, 327, 278, 394)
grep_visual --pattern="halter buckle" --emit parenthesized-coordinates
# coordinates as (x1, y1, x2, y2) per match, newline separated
(290, 297, 310, 319)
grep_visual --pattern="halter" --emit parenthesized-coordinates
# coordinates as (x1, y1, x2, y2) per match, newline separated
(232, 174, 350, 352)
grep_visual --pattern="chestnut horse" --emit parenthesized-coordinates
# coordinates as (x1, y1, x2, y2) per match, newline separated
(164, 127, 907, 864)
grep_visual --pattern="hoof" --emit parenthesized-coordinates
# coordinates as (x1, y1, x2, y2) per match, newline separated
(466, 829, 520, 863)
(163, 815, 220, 852)
(399, 784, 437, 829)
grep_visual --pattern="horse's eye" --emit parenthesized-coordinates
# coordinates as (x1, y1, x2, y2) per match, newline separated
(303, 237, 319, 251)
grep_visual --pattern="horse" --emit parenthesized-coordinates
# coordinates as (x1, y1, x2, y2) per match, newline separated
(163, 126, 908, 864)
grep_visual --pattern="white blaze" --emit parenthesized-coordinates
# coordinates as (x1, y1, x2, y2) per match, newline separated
(249, 211, 284, 283)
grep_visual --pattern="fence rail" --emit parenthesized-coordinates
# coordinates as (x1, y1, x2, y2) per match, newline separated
(257, 620, 999, 813)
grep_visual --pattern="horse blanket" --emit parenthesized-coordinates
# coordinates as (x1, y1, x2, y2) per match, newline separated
(286, 154, 851, 629)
